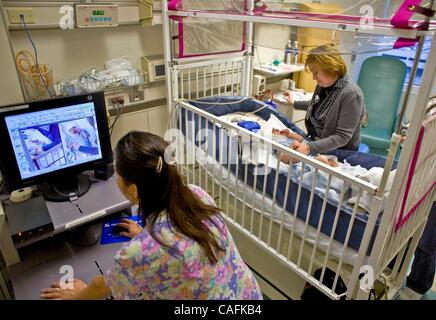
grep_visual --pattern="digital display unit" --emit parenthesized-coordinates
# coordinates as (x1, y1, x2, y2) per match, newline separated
(154, 64, 165, 77)
(0, 92, 112, 201)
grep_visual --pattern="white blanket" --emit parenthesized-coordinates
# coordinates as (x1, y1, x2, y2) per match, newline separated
(218, 112, 394, 215)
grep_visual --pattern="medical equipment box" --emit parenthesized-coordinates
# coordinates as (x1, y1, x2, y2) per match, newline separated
(3, 196, 54, 243)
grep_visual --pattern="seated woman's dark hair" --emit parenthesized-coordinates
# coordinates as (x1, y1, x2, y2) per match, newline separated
(115, 131, 225, 263)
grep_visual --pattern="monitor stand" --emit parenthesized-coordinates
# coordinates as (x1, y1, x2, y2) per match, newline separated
(42, 173, 92, 202)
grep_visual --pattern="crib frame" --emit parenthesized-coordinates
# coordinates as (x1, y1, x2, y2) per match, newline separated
(161, 0, 436, 300)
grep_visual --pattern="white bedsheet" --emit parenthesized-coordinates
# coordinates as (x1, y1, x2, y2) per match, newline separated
(218, 113, 394, 215)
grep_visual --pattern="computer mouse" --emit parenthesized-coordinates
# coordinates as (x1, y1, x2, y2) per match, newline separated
(110, 224, 128, 236)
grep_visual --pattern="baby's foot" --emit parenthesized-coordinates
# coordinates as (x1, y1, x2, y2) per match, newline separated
(315, 155, 330, 165)
(272, 128, 281, 135)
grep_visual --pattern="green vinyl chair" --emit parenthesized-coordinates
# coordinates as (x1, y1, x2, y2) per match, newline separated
(357, 56, 407, 157)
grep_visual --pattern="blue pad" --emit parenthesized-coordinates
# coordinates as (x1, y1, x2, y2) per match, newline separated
(237, 120, 261, 132)
(100, 215, 144, 245)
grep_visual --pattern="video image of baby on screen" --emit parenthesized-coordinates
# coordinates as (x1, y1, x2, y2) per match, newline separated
(16, 116, 102, 177)
(20, 124, 65, 170)
(6, 102, 103, 180)
(59, 117, 100, 161)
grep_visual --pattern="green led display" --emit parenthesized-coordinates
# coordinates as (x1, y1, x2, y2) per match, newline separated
(93, 10, 105, 15)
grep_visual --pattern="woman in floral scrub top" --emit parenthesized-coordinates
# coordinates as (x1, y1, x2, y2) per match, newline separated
(41, 131, 262, 300)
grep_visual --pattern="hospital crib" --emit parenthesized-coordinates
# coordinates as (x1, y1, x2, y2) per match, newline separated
(164, 54, 436, 300)
(162, 0, 436, 299)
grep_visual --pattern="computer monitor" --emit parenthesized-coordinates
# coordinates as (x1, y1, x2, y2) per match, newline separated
(0, 92, 113, 201)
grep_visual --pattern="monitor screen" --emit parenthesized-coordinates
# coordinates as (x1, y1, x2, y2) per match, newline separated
(5, 102, 103, 180)
(154, 64, 165, 77)
(0, 92, 112, 190)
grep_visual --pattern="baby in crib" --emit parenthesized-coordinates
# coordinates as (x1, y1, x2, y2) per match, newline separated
(272, 128, 396, 213)
(280, 141, 338, 166)
(272, 128, 355, 167)
(271, 128, 325, 165)
(271, 128, 303, 145)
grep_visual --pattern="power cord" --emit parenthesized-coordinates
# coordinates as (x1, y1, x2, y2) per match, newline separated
(20, 15, 53, 98)
(0, 179, 10, 201)
(255, 45, 264, 73)
(109, 97, 125, 136)
(0, 179, 7, 193)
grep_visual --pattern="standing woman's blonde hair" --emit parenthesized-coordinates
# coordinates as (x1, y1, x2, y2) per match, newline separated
(305, 45, 347, 77)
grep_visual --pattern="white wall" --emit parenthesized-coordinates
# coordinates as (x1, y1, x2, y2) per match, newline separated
(258, 0, 435, 120)
(255, 0, 390, 67)
(0, 3, 24, 105)
(9, 25, 163, 83)
(255, 23, 292, 51)
(402, 83, 436, 123)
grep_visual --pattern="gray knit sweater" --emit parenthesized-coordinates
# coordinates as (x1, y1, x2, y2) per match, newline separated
(294, 78, 366, 155)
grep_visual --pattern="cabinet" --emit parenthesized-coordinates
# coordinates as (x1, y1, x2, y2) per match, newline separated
(110, 105, 168, 146)
(110, 108, 149, 146)
(148, 105, 169, 137)
(295, 3, 342, 92)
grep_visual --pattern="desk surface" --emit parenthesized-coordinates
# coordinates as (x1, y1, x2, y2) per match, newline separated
(5, 173, 131, 249)
(274, 91, 313, 104)
(7, 173, 133, 299)
(47, 174, 130, 232)
(9, 217, 126, 300)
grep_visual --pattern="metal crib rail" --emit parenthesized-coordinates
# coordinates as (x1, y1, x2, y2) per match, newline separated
(176, 100, 379, 194)
(170, 57, 244, 101)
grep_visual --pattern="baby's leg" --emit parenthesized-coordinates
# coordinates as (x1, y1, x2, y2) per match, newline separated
(279, 144, 301, 164)
(315, 155, 330, 165)
(328, 159, 339, 167)
(315, 154, 339, 167)
(279, 152, 291, 164)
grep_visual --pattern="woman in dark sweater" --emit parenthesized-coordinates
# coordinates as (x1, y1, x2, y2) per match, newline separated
(284, 45, 366, 156)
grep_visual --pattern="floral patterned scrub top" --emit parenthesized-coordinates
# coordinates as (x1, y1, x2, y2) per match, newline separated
(104, 185, 263, 300)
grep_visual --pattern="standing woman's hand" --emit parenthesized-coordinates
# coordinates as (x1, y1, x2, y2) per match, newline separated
(291, 140, 310, 156)
(283, 90, 294, 106)
(280, 129, 304, 142)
